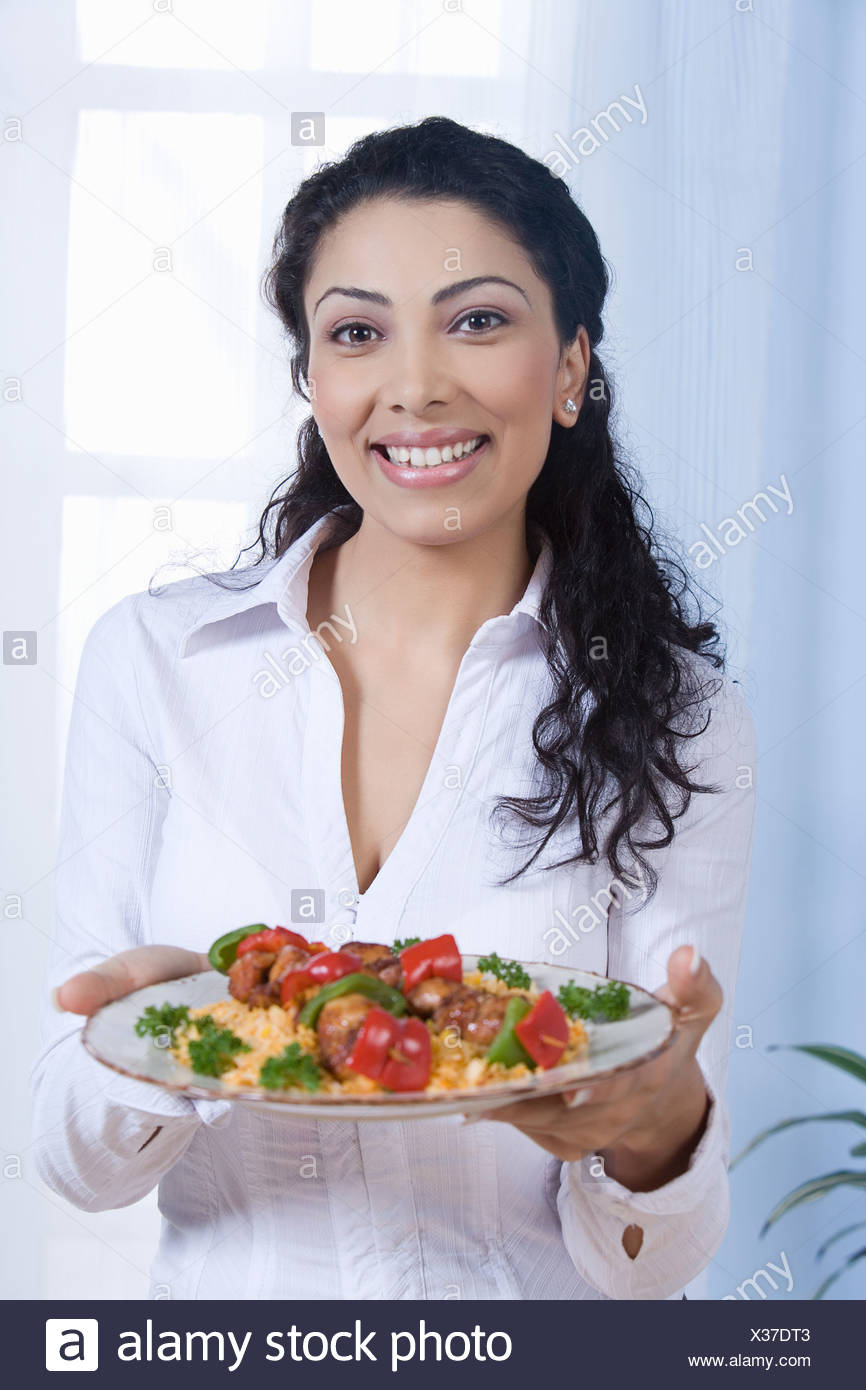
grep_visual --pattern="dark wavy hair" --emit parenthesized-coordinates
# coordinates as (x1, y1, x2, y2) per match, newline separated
(200, 116, 727, 903)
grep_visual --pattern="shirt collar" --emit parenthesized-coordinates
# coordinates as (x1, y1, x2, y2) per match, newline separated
(177, 508, 554, 658)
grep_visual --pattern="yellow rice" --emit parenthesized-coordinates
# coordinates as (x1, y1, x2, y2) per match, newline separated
(171, 970, 589, 1095)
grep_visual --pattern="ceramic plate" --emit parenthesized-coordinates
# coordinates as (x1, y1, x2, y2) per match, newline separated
(82, 956, 676, 1121)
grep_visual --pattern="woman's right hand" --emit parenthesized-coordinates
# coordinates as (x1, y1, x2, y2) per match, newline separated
(54, 946, 213, 1016)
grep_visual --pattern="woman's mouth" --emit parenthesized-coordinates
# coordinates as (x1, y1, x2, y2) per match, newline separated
(370, 434, 490, 489)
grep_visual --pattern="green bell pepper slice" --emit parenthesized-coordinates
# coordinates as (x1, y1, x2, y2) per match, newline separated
(297, 973, 408, 1029)
(485, 995, 535, 1068)
(208, 923, 268, 975)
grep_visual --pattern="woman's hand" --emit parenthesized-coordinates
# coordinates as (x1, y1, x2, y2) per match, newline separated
(53, 946, 213, 1016)
(470, 944, 721, 1192)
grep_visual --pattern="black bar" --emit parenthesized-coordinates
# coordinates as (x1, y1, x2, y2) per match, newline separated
(10, 1298, 856, 1386)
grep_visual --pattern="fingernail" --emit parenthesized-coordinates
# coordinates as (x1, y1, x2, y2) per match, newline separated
(50, 986, 64, 1012)
(689, 945, 702, 976)
(565, 1087, 592, 1109)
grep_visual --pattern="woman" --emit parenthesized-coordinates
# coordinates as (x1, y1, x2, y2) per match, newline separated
(32, 118, 756, 1300)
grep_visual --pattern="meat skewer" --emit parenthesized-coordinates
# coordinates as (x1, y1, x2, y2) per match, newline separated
(227, 939, 401, 1008)
(228, 949, 281, 1004)
(343, 941, 402, 988)
(315, 993, 377, 1079)
(431, 985, 512, 1048)
(407, 976, 516, 1047)
(314, 974, 518, 1081)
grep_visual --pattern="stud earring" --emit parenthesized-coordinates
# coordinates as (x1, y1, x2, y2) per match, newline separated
(563, 398, 577, 414)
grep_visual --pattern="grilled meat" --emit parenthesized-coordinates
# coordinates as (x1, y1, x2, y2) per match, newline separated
(431, 983, 512, 1048)
(228, 949, 277, 1003)
(407, 975, 514, 1048)
(316, 993, 377, 1079)
(268, 944, 311, 985)
(347, 941, 402, 988)
(228, 942, 313, 1007)
(406, 976, 462, 1016)
(246, 982, 280, 1008)
(229, 940, 400, 1012)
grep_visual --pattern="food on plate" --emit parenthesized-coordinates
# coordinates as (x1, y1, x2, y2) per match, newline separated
(134, 928, 630, 1097)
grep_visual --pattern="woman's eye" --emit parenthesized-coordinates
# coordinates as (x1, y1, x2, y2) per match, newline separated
(452, 309, 508, 334)
(330, 322, 379, 346)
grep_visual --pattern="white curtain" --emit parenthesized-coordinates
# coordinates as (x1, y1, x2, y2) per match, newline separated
(3, 0, 864, 1299)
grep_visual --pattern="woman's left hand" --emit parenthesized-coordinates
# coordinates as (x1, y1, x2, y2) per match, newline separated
(470, 944, 721, 1192)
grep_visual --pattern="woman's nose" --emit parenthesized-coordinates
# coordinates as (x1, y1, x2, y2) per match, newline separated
(382, 336, 455, 415)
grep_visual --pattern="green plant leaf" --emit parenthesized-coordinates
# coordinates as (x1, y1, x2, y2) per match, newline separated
(813, 1245, 866, 1300)
(729, 1111, 866, 1169)
(760, 1171, 866, 1237)
(768, 1043, 866, 1085)
(816, 1220, 866, 1260)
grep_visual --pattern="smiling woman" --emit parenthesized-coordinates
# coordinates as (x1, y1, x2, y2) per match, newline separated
(34, 116, 757, 1303)
(258, 117, 729, 901)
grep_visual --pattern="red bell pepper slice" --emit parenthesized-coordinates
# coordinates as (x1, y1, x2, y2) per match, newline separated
(514, 990, 570, 1068)
(279, 950, 362, 1008)
(345, 1009, 432, 1091)
(237, 926, 310, 957)
(345, 1007, 401, 1080)
(399, 933, 462, 993)
(280, 970, 313, 1006)
(306, 950, 363, 984)
(380, 1016, 431, 1092)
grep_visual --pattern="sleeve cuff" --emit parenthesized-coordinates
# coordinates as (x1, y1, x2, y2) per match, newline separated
(572, 1075, 725, 1218)
(556, 1077, 731, 1298)
(99, 1069, 234, 1131)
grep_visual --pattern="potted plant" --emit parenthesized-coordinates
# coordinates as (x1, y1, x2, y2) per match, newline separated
(730, 1043, 866, 1298)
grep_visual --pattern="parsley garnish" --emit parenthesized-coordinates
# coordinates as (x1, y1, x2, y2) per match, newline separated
(258, 1042, 322, 1092)
(187, 1015, 251, 1077)
(134, 1003, 191, 1045)
(556, 979, 630, 1022)
(393, 936, 421, 952)
(476, 952, 532, 990)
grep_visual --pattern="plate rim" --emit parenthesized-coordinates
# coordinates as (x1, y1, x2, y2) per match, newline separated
(81, 958, 677, 1111)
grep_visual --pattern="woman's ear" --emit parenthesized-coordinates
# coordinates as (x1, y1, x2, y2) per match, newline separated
(554, 325, 591, 427)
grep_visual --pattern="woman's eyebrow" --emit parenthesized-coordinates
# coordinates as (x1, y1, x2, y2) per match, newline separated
(313, 286, 390, 316)
(313, 275, 530, 318)
(431, 275, 530, 306)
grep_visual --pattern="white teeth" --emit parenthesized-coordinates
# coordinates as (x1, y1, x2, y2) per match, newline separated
(382, 436, 483, 467)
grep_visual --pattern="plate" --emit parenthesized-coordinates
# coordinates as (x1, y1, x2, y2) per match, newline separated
(82, 957, 676, 1121)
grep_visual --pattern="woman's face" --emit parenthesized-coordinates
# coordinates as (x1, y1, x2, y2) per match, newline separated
(303, 196, 587, 547)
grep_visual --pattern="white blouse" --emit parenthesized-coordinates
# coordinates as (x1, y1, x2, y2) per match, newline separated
(31, 507, 757, 1301)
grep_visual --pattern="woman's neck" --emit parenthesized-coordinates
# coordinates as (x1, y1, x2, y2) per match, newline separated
(307, 508, 535, 654)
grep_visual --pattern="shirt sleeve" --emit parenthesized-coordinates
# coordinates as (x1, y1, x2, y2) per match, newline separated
(29, 598, 232, 1214)
(557, 666, 757, 1298)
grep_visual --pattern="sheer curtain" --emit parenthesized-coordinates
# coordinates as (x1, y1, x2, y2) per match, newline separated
(3, 0, 863, 1298)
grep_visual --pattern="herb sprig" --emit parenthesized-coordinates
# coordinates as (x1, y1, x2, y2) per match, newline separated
(556, 979, 630, 1022)
(393, 936, 421, 953)
(258, 1042, 322, 1092)
(134, 1003, 191, 1045)
(187, 1015, 251, 1077)
(476, 952, 532, 991)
